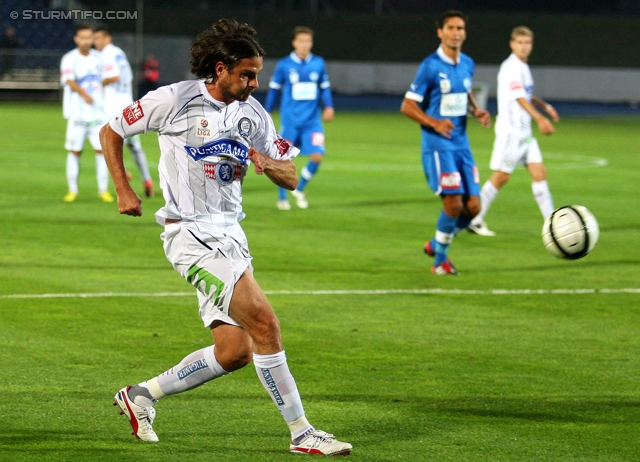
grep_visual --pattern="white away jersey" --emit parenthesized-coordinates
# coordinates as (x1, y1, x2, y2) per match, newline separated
(100, 43, 134, 119)
(60, 48, 103, 121)
(109, 79, 299, 226)
(495, 53, 534, 132)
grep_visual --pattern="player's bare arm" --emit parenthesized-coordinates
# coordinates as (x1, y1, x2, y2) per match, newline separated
(532, 95, 560, 122)
(516, 97, 554, 135)
(99, 123, 143, 216)
(401, 97, 454, 138)
(468, 91, 491, 127)
(247, 147, 298, 190)
(65, 79, 93, 104)
(102, 76, 120, 86)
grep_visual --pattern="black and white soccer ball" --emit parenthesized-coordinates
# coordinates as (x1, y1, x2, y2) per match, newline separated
(542, 205, 599, 259)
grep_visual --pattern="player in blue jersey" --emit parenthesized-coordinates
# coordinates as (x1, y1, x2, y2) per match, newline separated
(401, 10, 491, 275)
(265, 26, 334, 210)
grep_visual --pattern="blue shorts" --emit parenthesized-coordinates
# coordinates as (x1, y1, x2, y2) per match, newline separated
(422, 149, 480, 196)
(281, 123, 326, 156)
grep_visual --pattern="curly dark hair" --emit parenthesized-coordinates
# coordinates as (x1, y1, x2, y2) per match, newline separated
(190, 19, 265, 83)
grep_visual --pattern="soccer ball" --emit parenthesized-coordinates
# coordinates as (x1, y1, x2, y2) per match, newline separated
(542, 205, 599, 259)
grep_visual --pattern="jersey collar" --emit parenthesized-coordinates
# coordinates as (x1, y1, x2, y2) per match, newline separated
(198, 79, 229, 110)
(290, 51, 313, 64)
(437, 45, 460, 65)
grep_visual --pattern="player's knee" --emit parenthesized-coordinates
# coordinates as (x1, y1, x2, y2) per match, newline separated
(310, 153, 323, 163)
(216, 342, 253, 372)
(442, 199, 463, 217)
(467, 201, 481, 217)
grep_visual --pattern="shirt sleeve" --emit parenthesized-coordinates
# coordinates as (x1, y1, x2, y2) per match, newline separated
(405, 60, 431, 103)
(319, 60, 333, 108)
(60, 53, 74, 86)
(109, 85, 175, 138)
(248, 99, 299, 161)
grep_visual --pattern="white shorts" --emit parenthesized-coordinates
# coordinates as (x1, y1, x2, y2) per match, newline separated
(490, 130, 543, 174)
(65, 119, 103, 152)
(161, 220, 253, 328)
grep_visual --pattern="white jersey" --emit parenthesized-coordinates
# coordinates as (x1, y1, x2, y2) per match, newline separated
(60, 48, 103, 121)
(100, 43, 134, 119)
(109, 79, 299, 226)
(495, 53, 534, 133)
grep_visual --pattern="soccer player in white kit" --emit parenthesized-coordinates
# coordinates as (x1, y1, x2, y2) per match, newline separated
(469, 26, 559, 236)
(60, 24, 113, 203)
(100, 20, 352, 456)
(93, 27, 155, 198)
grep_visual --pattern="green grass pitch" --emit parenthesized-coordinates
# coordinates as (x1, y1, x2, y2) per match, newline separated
(0, 102, 639, 461)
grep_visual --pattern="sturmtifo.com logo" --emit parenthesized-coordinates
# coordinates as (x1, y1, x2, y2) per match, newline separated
(10, 10, 138, 20)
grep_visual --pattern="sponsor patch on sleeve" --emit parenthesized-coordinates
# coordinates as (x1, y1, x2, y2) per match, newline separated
(274, 136, 291, 157)
(123, 100, 144, 126)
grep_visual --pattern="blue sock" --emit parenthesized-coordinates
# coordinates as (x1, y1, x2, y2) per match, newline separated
(434, 211, 457, 266)
(278, 187, 288, 201)
(454, 214, 472, 236)
(297, 160, 320, 192)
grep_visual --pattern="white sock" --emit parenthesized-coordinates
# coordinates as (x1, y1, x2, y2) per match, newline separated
(254, 351, 313, 440)
(133, 346, 228, 405)
(66, 153, 79, 194)
(532, 180, 554, 218)
(471, 180, 499, 225)
(127, 137, 152, 182)
(95, 154, 109, 194)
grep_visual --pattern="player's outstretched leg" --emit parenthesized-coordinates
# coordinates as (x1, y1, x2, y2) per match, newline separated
(113, 345, 229, 442)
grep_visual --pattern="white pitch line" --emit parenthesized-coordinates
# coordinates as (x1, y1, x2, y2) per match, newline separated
(0, 288, 639, 299)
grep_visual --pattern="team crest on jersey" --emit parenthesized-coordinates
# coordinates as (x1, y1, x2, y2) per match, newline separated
(214, 160, 235, 186)
(237, 117, 252, 137)
(440, 172, 461, 190)
(123, 100, 144, 125)
(196, 117, 212, 137)
(309, 71, 319, 82)
(439, 79, 451, 93)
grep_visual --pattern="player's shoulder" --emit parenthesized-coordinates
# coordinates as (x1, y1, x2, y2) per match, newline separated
(242, 95, 267, 117)
(165, 79, 202, 101)
(61, 48, 78, 61)
(459, 52, 475, 67)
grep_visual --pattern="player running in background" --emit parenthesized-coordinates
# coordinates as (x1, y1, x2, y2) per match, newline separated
(265, 26, 334, 210)
(401, 10, 491, 275)
(60, 24, 112, 203)
(93, 26, 154, 198)
(100, 19, 352, 456)
(468, 26, 559, 236)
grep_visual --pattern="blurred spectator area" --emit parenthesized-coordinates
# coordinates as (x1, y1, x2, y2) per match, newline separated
(0, 0, 75, 90)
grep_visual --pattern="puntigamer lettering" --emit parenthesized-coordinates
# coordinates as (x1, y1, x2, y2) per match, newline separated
(184, 139, 249, 162)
